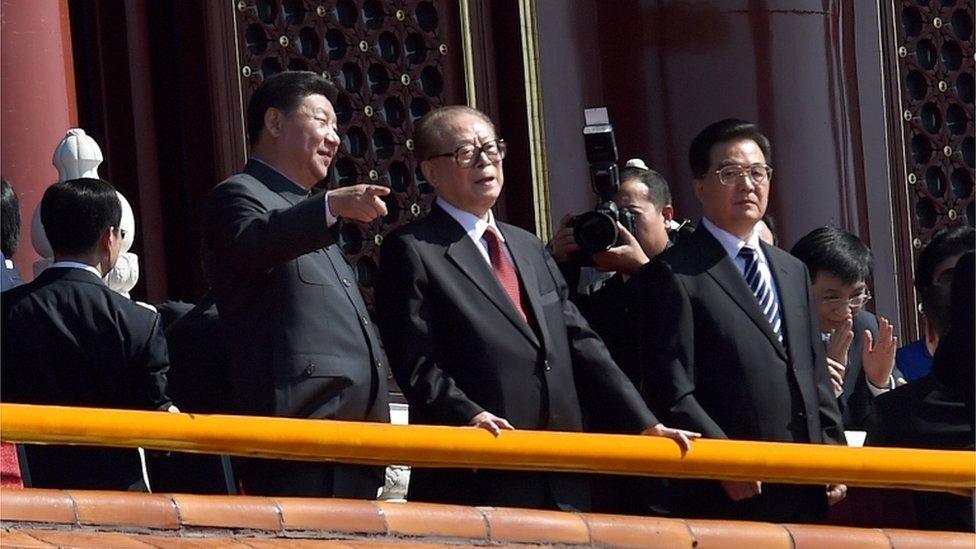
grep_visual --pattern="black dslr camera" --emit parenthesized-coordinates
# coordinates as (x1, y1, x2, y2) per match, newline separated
(571, 108, 636, 253)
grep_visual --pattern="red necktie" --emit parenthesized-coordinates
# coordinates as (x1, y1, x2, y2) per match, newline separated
(483, 226, 529, 323)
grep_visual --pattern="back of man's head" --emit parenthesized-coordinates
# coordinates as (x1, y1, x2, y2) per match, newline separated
(246, 71, 339, 148)
(414, 105, 495, 162)
(619, 162, 671, 210)
(790, 226, 873, 284)
(688, 118, 772, 179)
(41, 178, 121, 257)
(915, 225, 976, 335)
(1, 178, 20, 257)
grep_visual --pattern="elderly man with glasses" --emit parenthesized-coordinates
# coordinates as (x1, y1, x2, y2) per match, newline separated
(376, 105, 698, 511)
(634, 118, 846, 523)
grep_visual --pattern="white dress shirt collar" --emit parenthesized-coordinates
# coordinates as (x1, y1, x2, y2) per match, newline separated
(49, 261, 104, 280)
(700, 217, 762, 261)
(436, 197, 503, 243)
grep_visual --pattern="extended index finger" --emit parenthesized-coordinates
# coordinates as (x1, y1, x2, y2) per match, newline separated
(364, 184, 391, 196)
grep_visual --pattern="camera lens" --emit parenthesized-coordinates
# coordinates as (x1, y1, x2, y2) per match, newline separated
(573, 210, 619, 252)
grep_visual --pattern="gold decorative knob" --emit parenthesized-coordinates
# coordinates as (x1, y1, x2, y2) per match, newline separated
(405, 139, 414, 151)
(903, 109, 912, 121)
(410, 203, 422, 217)
(374, 234, 384, 246)
(237, 1, 247, 12)
(933, 17, 943, 29)
(898, 46, 908, 58)
(369, 169, 379, 181)
(908, 173, 917, 185)
(395, 9, 405, 21)
(279, 35, 290, 47)
(321, 71, 332, 82)
(359, 40, 369, 52)
(401, 73, 411, 85)
(938, 80, 948, 92)
(438, 43, 448, 55)
(242, 66, 252, 77)
(364, 105, 374, 117)
(913, 238, 922, 249)
(948, 209, 958, 220)
(316, 5, 327, 17)
(944, 146, 953, 157)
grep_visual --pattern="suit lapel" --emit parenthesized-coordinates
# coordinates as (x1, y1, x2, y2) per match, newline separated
(433, 207, 540, 348)
(696, 226, 788, 360)
(764, 243, 809, 365)
(499, 225, 550, 353)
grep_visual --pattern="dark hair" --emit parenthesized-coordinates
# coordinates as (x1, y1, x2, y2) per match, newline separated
(1, 178, 20, 257)
(688, 118, 772, 179)
(246, 71, 339, 148)
(915, 225, 976, 293)
(414, 105, 496, 162)
(618, 164, 672, 210)
(790, 226, 873, 284)
(915, 225, 975, 335)
(40, 178, 122, 256)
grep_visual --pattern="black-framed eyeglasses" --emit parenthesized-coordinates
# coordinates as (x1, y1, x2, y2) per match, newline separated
(715, 163, 773, 186)
(821, 291, 872, 310)
(428, 139, 507, 168)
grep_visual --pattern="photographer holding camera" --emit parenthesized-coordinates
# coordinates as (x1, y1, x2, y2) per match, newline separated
(552, 158, 676, 385)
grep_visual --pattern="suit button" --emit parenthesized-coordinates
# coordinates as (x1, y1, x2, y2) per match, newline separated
(342, 278, 352, 287)
(305, 364, 316, 376)
(543, 360, 551, 372)
(797, 411, 806, 418)
(361, 315, 370, 325)
(376, 360, 384, 369)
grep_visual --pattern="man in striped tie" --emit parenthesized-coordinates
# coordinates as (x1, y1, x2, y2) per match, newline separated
(635, 118, 846, 523)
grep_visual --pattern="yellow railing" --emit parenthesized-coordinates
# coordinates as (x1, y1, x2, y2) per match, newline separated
(1, 403, 973, 492)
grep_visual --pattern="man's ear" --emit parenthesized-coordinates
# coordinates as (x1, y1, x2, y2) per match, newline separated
(263, 108, 284, 138)
(100, 227, 115, 253)
(661, 204, 675, 223)
(691, 178, 706, 202)
(420, 159, 439, 189)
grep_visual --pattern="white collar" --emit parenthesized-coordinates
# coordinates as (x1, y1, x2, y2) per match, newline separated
(49, 261, 105, 280)
(700, 217, 763, 261)
(436, 197, 503, 243)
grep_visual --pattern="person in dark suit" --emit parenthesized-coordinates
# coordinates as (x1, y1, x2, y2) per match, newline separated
(203, 71, 392, 499)
(376, 105, 698, 512)
(635, 119, 846, 523)
(1, 178, 173, 490)
(790, 227, 903, 430)
(866, 250, 974, 532)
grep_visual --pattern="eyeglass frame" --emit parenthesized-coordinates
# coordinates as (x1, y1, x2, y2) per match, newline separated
(713, 163, 774, 186)
(427, 139, 507, 168)
(821, 291, 872, 310)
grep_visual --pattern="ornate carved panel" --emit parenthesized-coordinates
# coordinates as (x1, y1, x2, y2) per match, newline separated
(234, 0, 463, 305)
(896, 0, 974, 245)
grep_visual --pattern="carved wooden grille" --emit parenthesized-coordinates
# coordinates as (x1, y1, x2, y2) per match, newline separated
(234, 0, 461, 304)
(897, 0, 975, 255)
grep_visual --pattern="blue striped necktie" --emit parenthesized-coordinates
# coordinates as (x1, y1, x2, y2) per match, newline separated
(738, 245, 784, 347)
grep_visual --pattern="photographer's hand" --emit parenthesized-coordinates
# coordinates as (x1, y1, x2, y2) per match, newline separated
(551, 213, 580, 263)
(593, 223, 650, 275)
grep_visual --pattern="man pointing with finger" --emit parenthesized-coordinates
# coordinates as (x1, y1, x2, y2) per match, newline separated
(204, 71, 391, 498)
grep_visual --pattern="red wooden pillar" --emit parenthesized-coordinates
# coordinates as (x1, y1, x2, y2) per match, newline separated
(0, 0, 78, 280)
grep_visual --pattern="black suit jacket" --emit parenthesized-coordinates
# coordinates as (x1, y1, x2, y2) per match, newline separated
(636, 223, 844, 522)
(204, 160, 389, 498)
(376, 204, 658, 510)
(1, 267, 171, 490)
